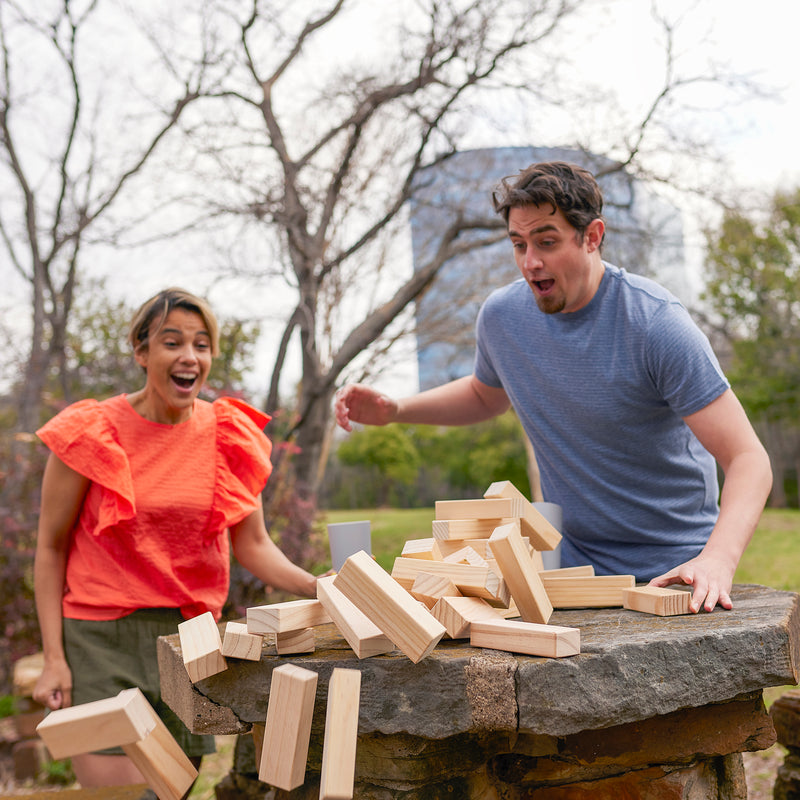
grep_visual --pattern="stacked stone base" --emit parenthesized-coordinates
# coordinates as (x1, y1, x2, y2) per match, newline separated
(215, 692, 770, 800)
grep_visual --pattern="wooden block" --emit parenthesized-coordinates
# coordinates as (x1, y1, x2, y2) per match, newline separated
(434, 498, 515, 521)
(488, 521, 553, 625)
(222, 621, 264, 661)
(35, 687, 157, 760)
(259, 664, 318, 790)
(122, 706, 198, 800)
(440, 538, 490, 558)
(622, 585, 692, 616)
(541, 574, 636, 608)
(470, 618, 580, 658)
(247, 598, 332, 634)
(432, 518, 505, 540)
(442, 546, 488, 568)
(391, 556, 508, 605)
(252, 723, 265, 771)
(316, 576, 394, 659)
(333, 550, 446, 663)
(539, 565, 595, 577)
(275, 628, 315, 655)
(319, 668, 361, 800)
(178, 611, 227, 682)
(410, 572, 462, 608)
(483, 481, 561, 550)
(431, 595, 504, 638)
(401, 538, 443, 560)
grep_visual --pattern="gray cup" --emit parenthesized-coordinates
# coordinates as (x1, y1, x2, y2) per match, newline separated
(534, 502, 563, 570)
(327, 520, 372, 571)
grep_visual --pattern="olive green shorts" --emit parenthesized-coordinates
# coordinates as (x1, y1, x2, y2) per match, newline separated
(63, 608, 216, 758)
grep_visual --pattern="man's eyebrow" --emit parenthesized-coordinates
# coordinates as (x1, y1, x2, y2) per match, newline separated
(508, 223, 559, 238)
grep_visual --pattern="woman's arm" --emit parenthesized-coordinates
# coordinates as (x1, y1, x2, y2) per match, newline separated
(33, 454, 91, 709)
(230, 503, 317, 598)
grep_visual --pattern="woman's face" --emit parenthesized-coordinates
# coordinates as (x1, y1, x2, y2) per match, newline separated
(134, 308, 213, 424)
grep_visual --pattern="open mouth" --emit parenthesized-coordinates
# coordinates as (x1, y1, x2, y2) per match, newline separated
(534, 279, 555, 294)
(171, 373, 197, 390)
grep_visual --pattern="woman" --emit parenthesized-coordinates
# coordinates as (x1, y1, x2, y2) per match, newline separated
(33, 287, 317, 788)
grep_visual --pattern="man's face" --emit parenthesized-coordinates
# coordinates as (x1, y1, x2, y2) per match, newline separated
(507, 205, 604, 314)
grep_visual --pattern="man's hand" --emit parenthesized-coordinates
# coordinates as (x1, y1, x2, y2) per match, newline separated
(334, 384, 399, 432)
(649, 550, 737, 613)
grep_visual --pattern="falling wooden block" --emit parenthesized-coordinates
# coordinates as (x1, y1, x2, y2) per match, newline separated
(391, 557, 508, 605)
(319, 668, 361, 800)
(275, 628, 316, 655)
(410, 572, 462, 608)
(483, 481, 562, 550)
(401, 538, 444, 560)
(178, 611, 227, 682)
(259, 664, 319, 790)
(622, 585, 692, 616)
(431, 595, 504, 638)
(316, 576, 394, 659)
(442, 546, 488, 567)
(35, 687, 157, 759)
(488, 521, 553, 624)
(222, 621, 264, 661)
(36, 688, 197, 800)
(470, 618, 580, 658)
(334, 550, 446, 663)
(434, 498, 515, 520)
(247, 599, 332, 635)
(541, 574, 636, 608)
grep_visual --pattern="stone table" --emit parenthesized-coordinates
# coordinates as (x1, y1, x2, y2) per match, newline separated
(158, 584, 800, 799)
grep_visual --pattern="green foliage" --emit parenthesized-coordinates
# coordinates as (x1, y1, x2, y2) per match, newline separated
(703, 188, 800, 421)
(42, 758, 75, 786)
(0, 694, 18, 718)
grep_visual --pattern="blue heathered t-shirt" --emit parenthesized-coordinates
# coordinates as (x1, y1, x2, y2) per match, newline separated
(474, 263, 729, 580)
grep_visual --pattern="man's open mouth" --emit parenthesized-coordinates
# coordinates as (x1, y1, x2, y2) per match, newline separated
(534, 279, 555, 293)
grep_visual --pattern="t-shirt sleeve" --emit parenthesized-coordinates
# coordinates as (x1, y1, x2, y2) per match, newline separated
(36, 399, 136, 532)
(646, 302, 730, 417)
(210, 398, 274, 531)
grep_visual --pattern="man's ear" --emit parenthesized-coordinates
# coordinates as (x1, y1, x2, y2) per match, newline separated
(585, 218, 605, 252)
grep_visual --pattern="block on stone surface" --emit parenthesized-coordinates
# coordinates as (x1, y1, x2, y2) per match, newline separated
(489, 521, 553, 624)
(334, 550, 446, 663)
(247, 598, 331, 635)
(275, 628, 315, 655)
(470, 618, 580, 658)
(316, 575, 394, 659)
(178, 611, 227, 682)
(319, 668, 361, 800)
(622, 585, 691, 616)
(259, 663, 318, 791)
(35, 687, 157, 759)
(541, 574, 636, 608)
(431, 595, 504, 638)
(222, 621, 264, 660)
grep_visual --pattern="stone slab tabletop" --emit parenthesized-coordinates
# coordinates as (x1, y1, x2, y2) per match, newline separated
(158, 584, 800, 740)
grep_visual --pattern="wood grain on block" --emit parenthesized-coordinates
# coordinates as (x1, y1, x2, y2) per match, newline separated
(247, 598, 331, 635)
(177, 611, 227, 682)
(432, 518, 506, 540)
(541, 574, 636, 608)
(410, 572, 462, 608)
(483, 481, 561, 550)
(35, 687, 157, 760)
(434, 497, 515, 521)
(333, 550, 446, 663)
(622, 585, 692, 616)
(319, 668, 361, 800)
(259, 664, 318, 790)
(442, 545, 488, 567)
(251, 723, 265, 771)
(316, 575, 394, 659)
(539, 565, 595, 577)
(275, 628, 315, 655)
(391, 556, 508, 605)
(488, 521, 553, 624)
(400, 538, 443, 560)
(431, 595, 504, 638)
(122, 707, 199, 800)
(470, 618, 580, 658)
(222, 621, 263, 661)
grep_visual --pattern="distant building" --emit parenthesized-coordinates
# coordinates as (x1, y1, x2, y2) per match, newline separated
(409, 146, 688, 390)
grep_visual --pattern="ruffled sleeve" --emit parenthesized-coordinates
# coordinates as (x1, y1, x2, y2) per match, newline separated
(36, 399, 136, 534)
(210, 397, 273, 532)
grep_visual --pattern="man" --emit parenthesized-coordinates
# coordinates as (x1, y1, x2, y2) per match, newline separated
(335, 161, 771, 613)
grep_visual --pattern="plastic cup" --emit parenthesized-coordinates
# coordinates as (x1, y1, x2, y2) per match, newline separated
(534, 502, 563, 570)
(327, 520, 372, 571)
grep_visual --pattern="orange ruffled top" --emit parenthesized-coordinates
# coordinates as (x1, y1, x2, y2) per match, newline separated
(36, 395, 272, 621)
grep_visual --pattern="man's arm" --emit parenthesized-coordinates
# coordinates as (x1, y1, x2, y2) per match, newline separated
(335, 374, 510, 432)
(650, 388, 772, 612)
